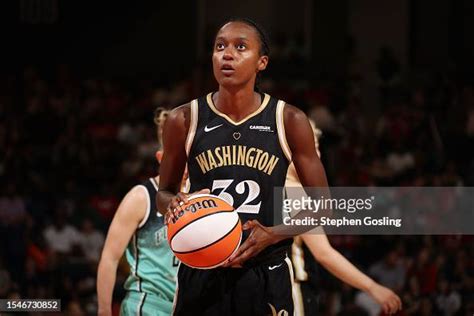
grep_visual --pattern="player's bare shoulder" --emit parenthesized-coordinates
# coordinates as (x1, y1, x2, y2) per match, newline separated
(282, 103, 314, 152)
(127, 185, 149, 204)
(162, 102, 192, 147)
(166, 102, 192, 131)
(114, 185, 149, 224)
(283, 103, 309, 125)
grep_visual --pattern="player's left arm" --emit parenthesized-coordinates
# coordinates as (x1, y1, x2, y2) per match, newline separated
(302, 234, 402, 314)
(225, 105, 329, 267)
(97, 186, 148, 316)
(284, 104, 329, 188)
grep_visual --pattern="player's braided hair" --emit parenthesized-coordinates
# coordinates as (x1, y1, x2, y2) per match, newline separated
(217, 18, 270, 92)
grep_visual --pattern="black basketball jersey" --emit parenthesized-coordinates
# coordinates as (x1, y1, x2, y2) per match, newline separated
(186, 92, 293, 259)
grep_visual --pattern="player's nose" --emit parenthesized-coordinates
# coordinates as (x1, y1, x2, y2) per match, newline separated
(223, 47, 234, 60)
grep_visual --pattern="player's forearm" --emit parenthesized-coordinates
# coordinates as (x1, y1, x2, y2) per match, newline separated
(156, 190, 176, 216)
(97, 256, 119, 315)
(305, 240, 375, 292)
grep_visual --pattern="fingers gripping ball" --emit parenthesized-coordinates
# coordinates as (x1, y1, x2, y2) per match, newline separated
(167, 194, 242, 269)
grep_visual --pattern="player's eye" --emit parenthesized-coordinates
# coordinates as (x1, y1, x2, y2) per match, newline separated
(236, 44, 246, 50)
(216, 43, 225, 50)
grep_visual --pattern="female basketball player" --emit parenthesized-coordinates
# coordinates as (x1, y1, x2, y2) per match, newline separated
(97, 109, 196, 316)
(157, 18, 328, 315)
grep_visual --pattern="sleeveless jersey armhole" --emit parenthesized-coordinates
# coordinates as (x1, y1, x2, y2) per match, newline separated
(185, 99, 198, 157)
(182, 178, 190, 193)
(276, 100, 292, 162)
(136, 185, 151, 229)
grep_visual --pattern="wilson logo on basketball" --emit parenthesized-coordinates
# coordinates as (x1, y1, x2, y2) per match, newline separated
(173, 199, 217, 223)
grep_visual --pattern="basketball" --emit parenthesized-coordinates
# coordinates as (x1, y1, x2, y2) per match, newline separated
(167, 194, 242, 269)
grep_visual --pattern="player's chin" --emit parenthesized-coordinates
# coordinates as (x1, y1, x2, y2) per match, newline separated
(217, 77, 243, 88)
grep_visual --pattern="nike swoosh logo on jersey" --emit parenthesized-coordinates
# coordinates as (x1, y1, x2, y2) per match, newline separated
(268, 263, 283, 270)
(204, 124, 223, 132)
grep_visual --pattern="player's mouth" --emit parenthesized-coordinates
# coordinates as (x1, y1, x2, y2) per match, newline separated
(221, 64, 235, 75)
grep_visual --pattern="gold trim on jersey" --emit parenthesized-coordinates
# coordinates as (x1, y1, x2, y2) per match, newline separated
(284, 257, 302, 316)
(206, 92, 271, 126)
(150, 177, 159, 191)
(185, 99, 198, 156)
(291, 237, 309, 282)
(276, 100, 292, 161)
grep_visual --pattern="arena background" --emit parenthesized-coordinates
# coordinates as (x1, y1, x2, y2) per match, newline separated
(0, 1, 473, 315)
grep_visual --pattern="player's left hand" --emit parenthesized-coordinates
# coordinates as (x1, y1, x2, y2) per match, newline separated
(223, 220, 284, 267)
(368, 282, 402, 315)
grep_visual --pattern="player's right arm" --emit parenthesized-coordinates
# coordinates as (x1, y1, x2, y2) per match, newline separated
(156, 104, 209, 220)
(97, 186, 148, 316)
(156, 104, 189, 218)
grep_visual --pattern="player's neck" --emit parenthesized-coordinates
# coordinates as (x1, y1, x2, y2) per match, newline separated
(214, 87, 261, 121)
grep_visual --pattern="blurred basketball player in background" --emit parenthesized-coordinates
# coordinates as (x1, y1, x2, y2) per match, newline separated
(287, 121, 402, 315)
(157, 18, 329, 315)
(97, 108, 181, 316)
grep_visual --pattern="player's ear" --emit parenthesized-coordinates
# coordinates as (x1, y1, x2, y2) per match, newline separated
(156, 150, 163, 164)
(257, 55, 268, 71)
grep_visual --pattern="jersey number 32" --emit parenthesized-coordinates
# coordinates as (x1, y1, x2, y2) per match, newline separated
(211, 179, 261, 214)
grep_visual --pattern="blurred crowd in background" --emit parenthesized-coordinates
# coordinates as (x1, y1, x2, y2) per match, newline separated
(0, 39, 473, 315)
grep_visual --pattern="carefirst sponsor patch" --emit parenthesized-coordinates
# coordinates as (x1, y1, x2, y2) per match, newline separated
(250, 125, 273, 132)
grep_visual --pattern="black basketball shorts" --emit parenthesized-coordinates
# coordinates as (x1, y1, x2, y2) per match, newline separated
(172, 255, 295, 316)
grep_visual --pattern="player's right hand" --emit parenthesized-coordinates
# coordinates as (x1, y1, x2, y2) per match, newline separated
(165, 189, 210, 224)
